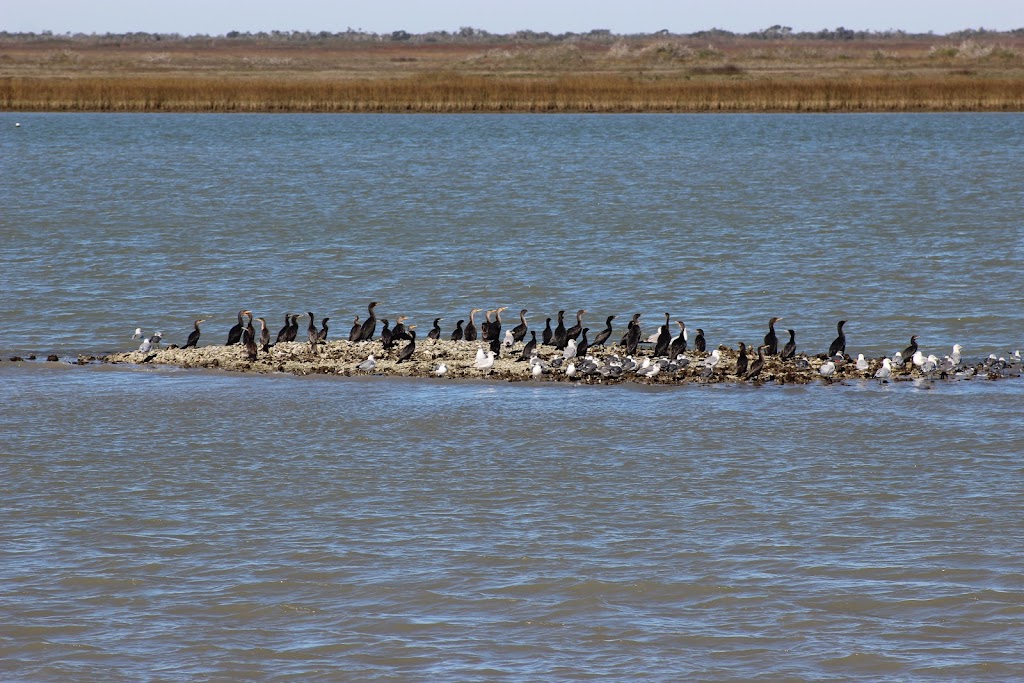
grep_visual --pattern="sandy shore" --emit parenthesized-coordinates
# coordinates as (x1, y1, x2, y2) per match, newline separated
(91, 338, 1017, 385)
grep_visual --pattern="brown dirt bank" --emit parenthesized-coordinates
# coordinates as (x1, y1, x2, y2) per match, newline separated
(95, 339, 1015, 386)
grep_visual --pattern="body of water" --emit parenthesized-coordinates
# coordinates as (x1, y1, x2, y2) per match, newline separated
(1, 112, 1022, 680)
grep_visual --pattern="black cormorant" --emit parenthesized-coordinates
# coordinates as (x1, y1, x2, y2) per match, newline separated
(518, 331, 538, 362)
(542, 318, 553, 346)
(780, 329, 796, 360)
(348, 315, 361, 342)
(183, 319, 205, 349)
(828, 320, 847, 358)
(735, 342, 749, 377)
(450, 320, 465, 341)
(552, 310, 568, 350)
(694, 328, 706, 353)
(592, 315, 615, 347)
(764, 317, 781, 356)
(428, 318, 442, 341)
(226, 309, 248, 345)
(464, 308, 481, 343)
(396, 327, 417, 363)
(358, 302, 378, 341)
(566, 309, 585, 342)
(511, 309, 528, 343)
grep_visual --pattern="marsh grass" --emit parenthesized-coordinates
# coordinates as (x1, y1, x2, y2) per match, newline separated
(3, 73, 1022, 112)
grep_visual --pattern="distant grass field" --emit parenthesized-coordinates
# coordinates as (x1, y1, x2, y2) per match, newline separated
(3, 34, 1022, 112)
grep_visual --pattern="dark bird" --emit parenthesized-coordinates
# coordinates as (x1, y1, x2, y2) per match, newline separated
(552, 310, 568, 350)
(669, 320, 688, 358)
(307, 312, 319, 353)
(276, 313, 293, 345)
(226, 309, 249, 346)
(625, 315, 642, 355)
(542, 317, 553, 346)
(427, 317, 442, 341)
(518, 331, 538, 362)
(348, 315, 362, 342)
(735, 342, 749, 377)
(828, 320, 847, 358)
(242, 312, 256, 346)
(450, 319, 465, 341)
(380, 319, 394, 351)
(901, 335, 920, 361)
(653, 313, 671, 357)
(489, 335, 501, 358)
(780, 329, 796, 360)
(285, 313, 300, 342)
(243, 332, 258, 361)
(694, 328, 706, 353)
(464, 308, 481, 343)
(358, 301, 378, 341)
(396, 326, 417, 363)
(256, 317, 270, 353)
(392, 315, 411, 342)
(488, 307, 507, 343)
(592, 315, 615, 347)
(576, 328, 591, 359)
(746, 345, 766, 380)
(764, 317, 782, 355)
(511, 309, 529, 343)
(318, 317, 330, 342)
(565, 309, 586, 342)
(620, 313, 641, 347)
(183, 319, 205, 349)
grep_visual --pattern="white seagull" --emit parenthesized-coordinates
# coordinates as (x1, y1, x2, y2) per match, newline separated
(875, 358, 893, 381)
(132, 328, 143, 340)
(819, 360, 836, 378)
(357, 354, 376, 371)
(855, 353, 869, 371)
(434, 363, 448, 376)
(475, 350, 495, 371)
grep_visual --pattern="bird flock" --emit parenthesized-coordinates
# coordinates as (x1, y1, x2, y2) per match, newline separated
(128, 303, 1022, 384)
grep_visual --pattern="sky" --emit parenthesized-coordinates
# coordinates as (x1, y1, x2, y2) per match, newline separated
(3, 0, 1021, 36)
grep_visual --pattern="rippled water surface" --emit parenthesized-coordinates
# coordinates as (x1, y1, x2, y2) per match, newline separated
(2, 113, 1023, 680)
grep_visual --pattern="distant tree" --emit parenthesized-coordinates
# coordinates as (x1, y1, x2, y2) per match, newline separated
(391, 30, 411, 41)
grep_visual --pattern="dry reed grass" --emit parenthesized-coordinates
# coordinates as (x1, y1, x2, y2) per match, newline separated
(3, 73, 1022, 112)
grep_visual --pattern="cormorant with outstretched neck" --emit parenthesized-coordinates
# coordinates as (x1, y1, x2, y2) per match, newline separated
(653, 313, 671, 357)
(778, 329, 794, 360)
(285, 313, 300, 342)
(735, 342, 749, 377)
(669, 320, 687, 358)
(256, 317, 270, 353)
(480, 310, 493, 342)
(746, 345, 766, 380)
(511, 309, 528, 343)
(428, 318, 442, 341)
(780, 329, 796, 360)
(358, 302, 378, 341)
(488, 307, 507, 343)
(183, 319, 205, 349)
(242, 312, 256, 346)
(396, 327, 417, 363)
(576, 328, 590, 358)
(901, 335, 920, 361)
(276, 313, 293, 345)
(226, 309, 248, 346)
(694, 328, 706, 353)
(592, 315, 615, 347)
(552, 310, 568, 350)
(625, 315, 642, 355)
(450, 320, 465, 341)
(764, 317, 781, 356)
(318, 317, 330, 342)
(566, 309, 586, 342)
(542, 318, 553, 346)
(464, 308, 481, 343)
(307, 312, 319, 352)
(348, 315, 361, 342)
(518, 331, 538, 361)
(828, 320, 847, 358)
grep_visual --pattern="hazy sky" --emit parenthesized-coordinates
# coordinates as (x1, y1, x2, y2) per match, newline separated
(5, 0, 1021, 36)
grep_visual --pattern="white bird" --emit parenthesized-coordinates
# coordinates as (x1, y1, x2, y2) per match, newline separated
(921, 354, 938, 373)
(357, 354, 376, 371)
(875, 358, 893, 380)
(950, 344, 963, 366)
(475, 350, 495, 371)
(138, 337, 153, 353)
(892, 351, 904, 367)
(565, 362, 577, 378)
(912, 350, 926, 368)
(819, 360, 836, 378)
(132, 328, 143, 340)
(475, 346, 486, 364)
(531, 362, 543, 378)
(563, 339, 577, 361)
(434, 362, 448, 376)
(703, 349, 721, 368)
(503, 330, 514, 348)
(855, 353, 869, 371)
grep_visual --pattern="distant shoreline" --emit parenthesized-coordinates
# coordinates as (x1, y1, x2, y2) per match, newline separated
(4, 32, 1023, 113)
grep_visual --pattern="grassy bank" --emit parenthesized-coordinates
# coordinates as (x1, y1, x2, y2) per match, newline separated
(4, 73, 1023, 112)
(3, 32, 1023, 112)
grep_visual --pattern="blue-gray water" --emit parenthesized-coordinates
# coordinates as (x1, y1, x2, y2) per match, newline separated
(1, 113, 1022, 681)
